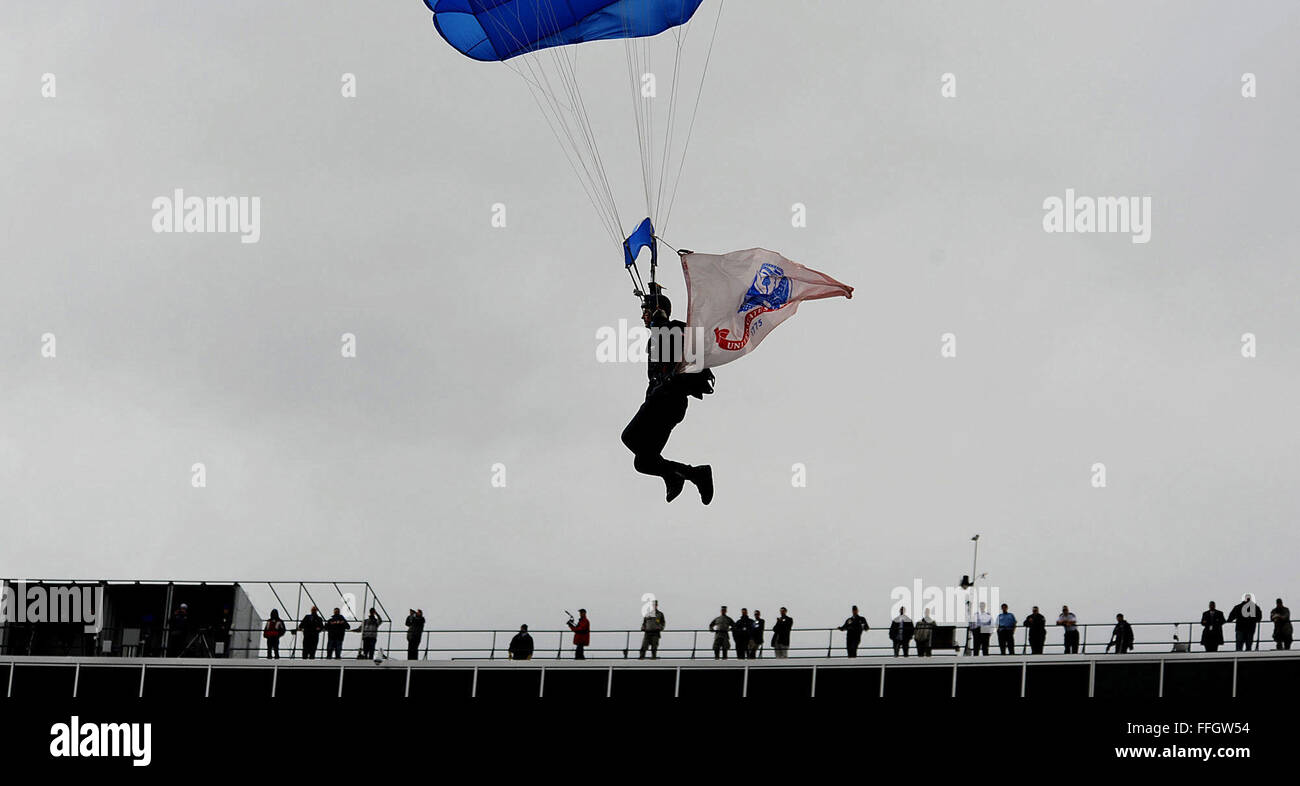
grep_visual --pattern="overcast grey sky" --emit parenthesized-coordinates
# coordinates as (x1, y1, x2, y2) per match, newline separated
(1, 1, 1297, 634)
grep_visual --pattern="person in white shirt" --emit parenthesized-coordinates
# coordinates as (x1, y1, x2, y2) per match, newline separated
(969, 602, 993, 656)
(1057, 605, 1080, 653)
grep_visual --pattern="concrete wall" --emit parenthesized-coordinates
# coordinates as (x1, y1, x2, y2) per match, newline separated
(1, 651, 1296, 698)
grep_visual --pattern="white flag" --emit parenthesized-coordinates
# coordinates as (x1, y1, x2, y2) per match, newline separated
(680, 248, 852, 372)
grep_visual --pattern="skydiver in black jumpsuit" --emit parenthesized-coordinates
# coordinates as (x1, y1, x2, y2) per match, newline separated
(620, 286, 715, 504)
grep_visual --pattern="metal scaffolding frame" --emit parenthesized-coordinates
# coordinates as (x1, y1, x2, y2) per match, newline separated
(0, 579, 389, 659)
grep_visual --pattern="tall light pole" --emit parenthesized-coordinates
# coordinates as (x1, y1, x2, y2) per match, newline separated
(963, 535, 981, 655)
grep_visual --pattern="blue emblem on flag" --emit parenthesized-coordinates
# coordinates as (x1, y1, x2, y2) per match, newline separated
(737, 263, 791, 314)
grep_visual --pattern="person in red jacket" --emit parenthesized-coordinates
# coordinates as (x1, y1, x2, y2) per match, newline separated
(567, 609, 591, 660)
(263, 609, 287, 659)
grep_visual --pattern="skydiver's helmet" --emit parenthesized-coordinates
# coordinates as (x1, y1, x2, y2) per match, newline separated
(642, 286, 671, 321)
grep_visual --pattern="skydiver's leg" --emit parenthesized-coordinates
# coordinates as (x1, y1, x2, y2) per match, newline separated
(622, 395, 692, 499)
(622, 393, 715, 504)
(621, 395, 685, 466)
(625, 394, 715, 504)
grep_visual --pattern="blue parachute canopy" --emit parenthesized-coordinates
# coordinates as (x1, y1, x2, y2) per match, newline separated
(426, 0, 705, 62)
(623, 217, 656, 268)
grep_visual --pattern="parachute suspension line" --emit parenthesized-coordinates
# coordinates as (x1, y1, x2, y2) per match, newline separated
(548, 42, 625, 239)
(622, 1, 685, 227)
(626, 258, 646, 298)
(497, 6, 625, 246)
(652, 234, 681, 256)
(494, 14, 606, 230)
(540, 58, 621, 243)
(622, 17, 655, 224)
(539, 0, 627, 243)
(661, 0, 726, 236)
(645, 33, 654, 220)
(500, 54, 619, 242)
(654, 20, 691, 223)
(429, 0, 718, 256)
(538, 1, 625, 238)
(506, 58, 622, 245)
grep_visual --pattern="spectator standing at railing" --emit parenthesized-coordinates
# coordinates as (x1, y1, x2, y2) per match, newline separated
(360, 608, 381, 659)
(508, 624, 534, 660)
(1107, 613, 1134, 654)
(405, 609, 426, 660)
(710, 606, 735, 659)
(324, 608, 351, 659)
(1200, 602, 1225, 652)
(216, 605, 233, 658)
(567, 609, 591, 660)
(996, 604, 1017, 655)
(1271, 599, 1292, 650)
(640, 600, 665, 659)
(142, 613, 163, 657)
(733, 609, 755, 660)
(1228, 595, 1262, 651)
(914, 609, 935, 657)
(295, 606, 324, 659)
(889, 608, 914, 657)
(750, 610, 766, 659)
(167, 604, 191, 657)
(838, 606, 869, 657)
(771, 608, 793, 658)
(1056, 606, 1079, 654)
(263, 610, 287, 659)
(969, 603, 993, 656)
(1024, 606, 1047, 655)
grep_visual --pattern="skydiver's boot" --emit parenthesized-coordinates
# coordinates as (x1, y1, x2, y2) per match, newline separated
(664, 471, 686, 503)
(688, 465, 714, 505)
